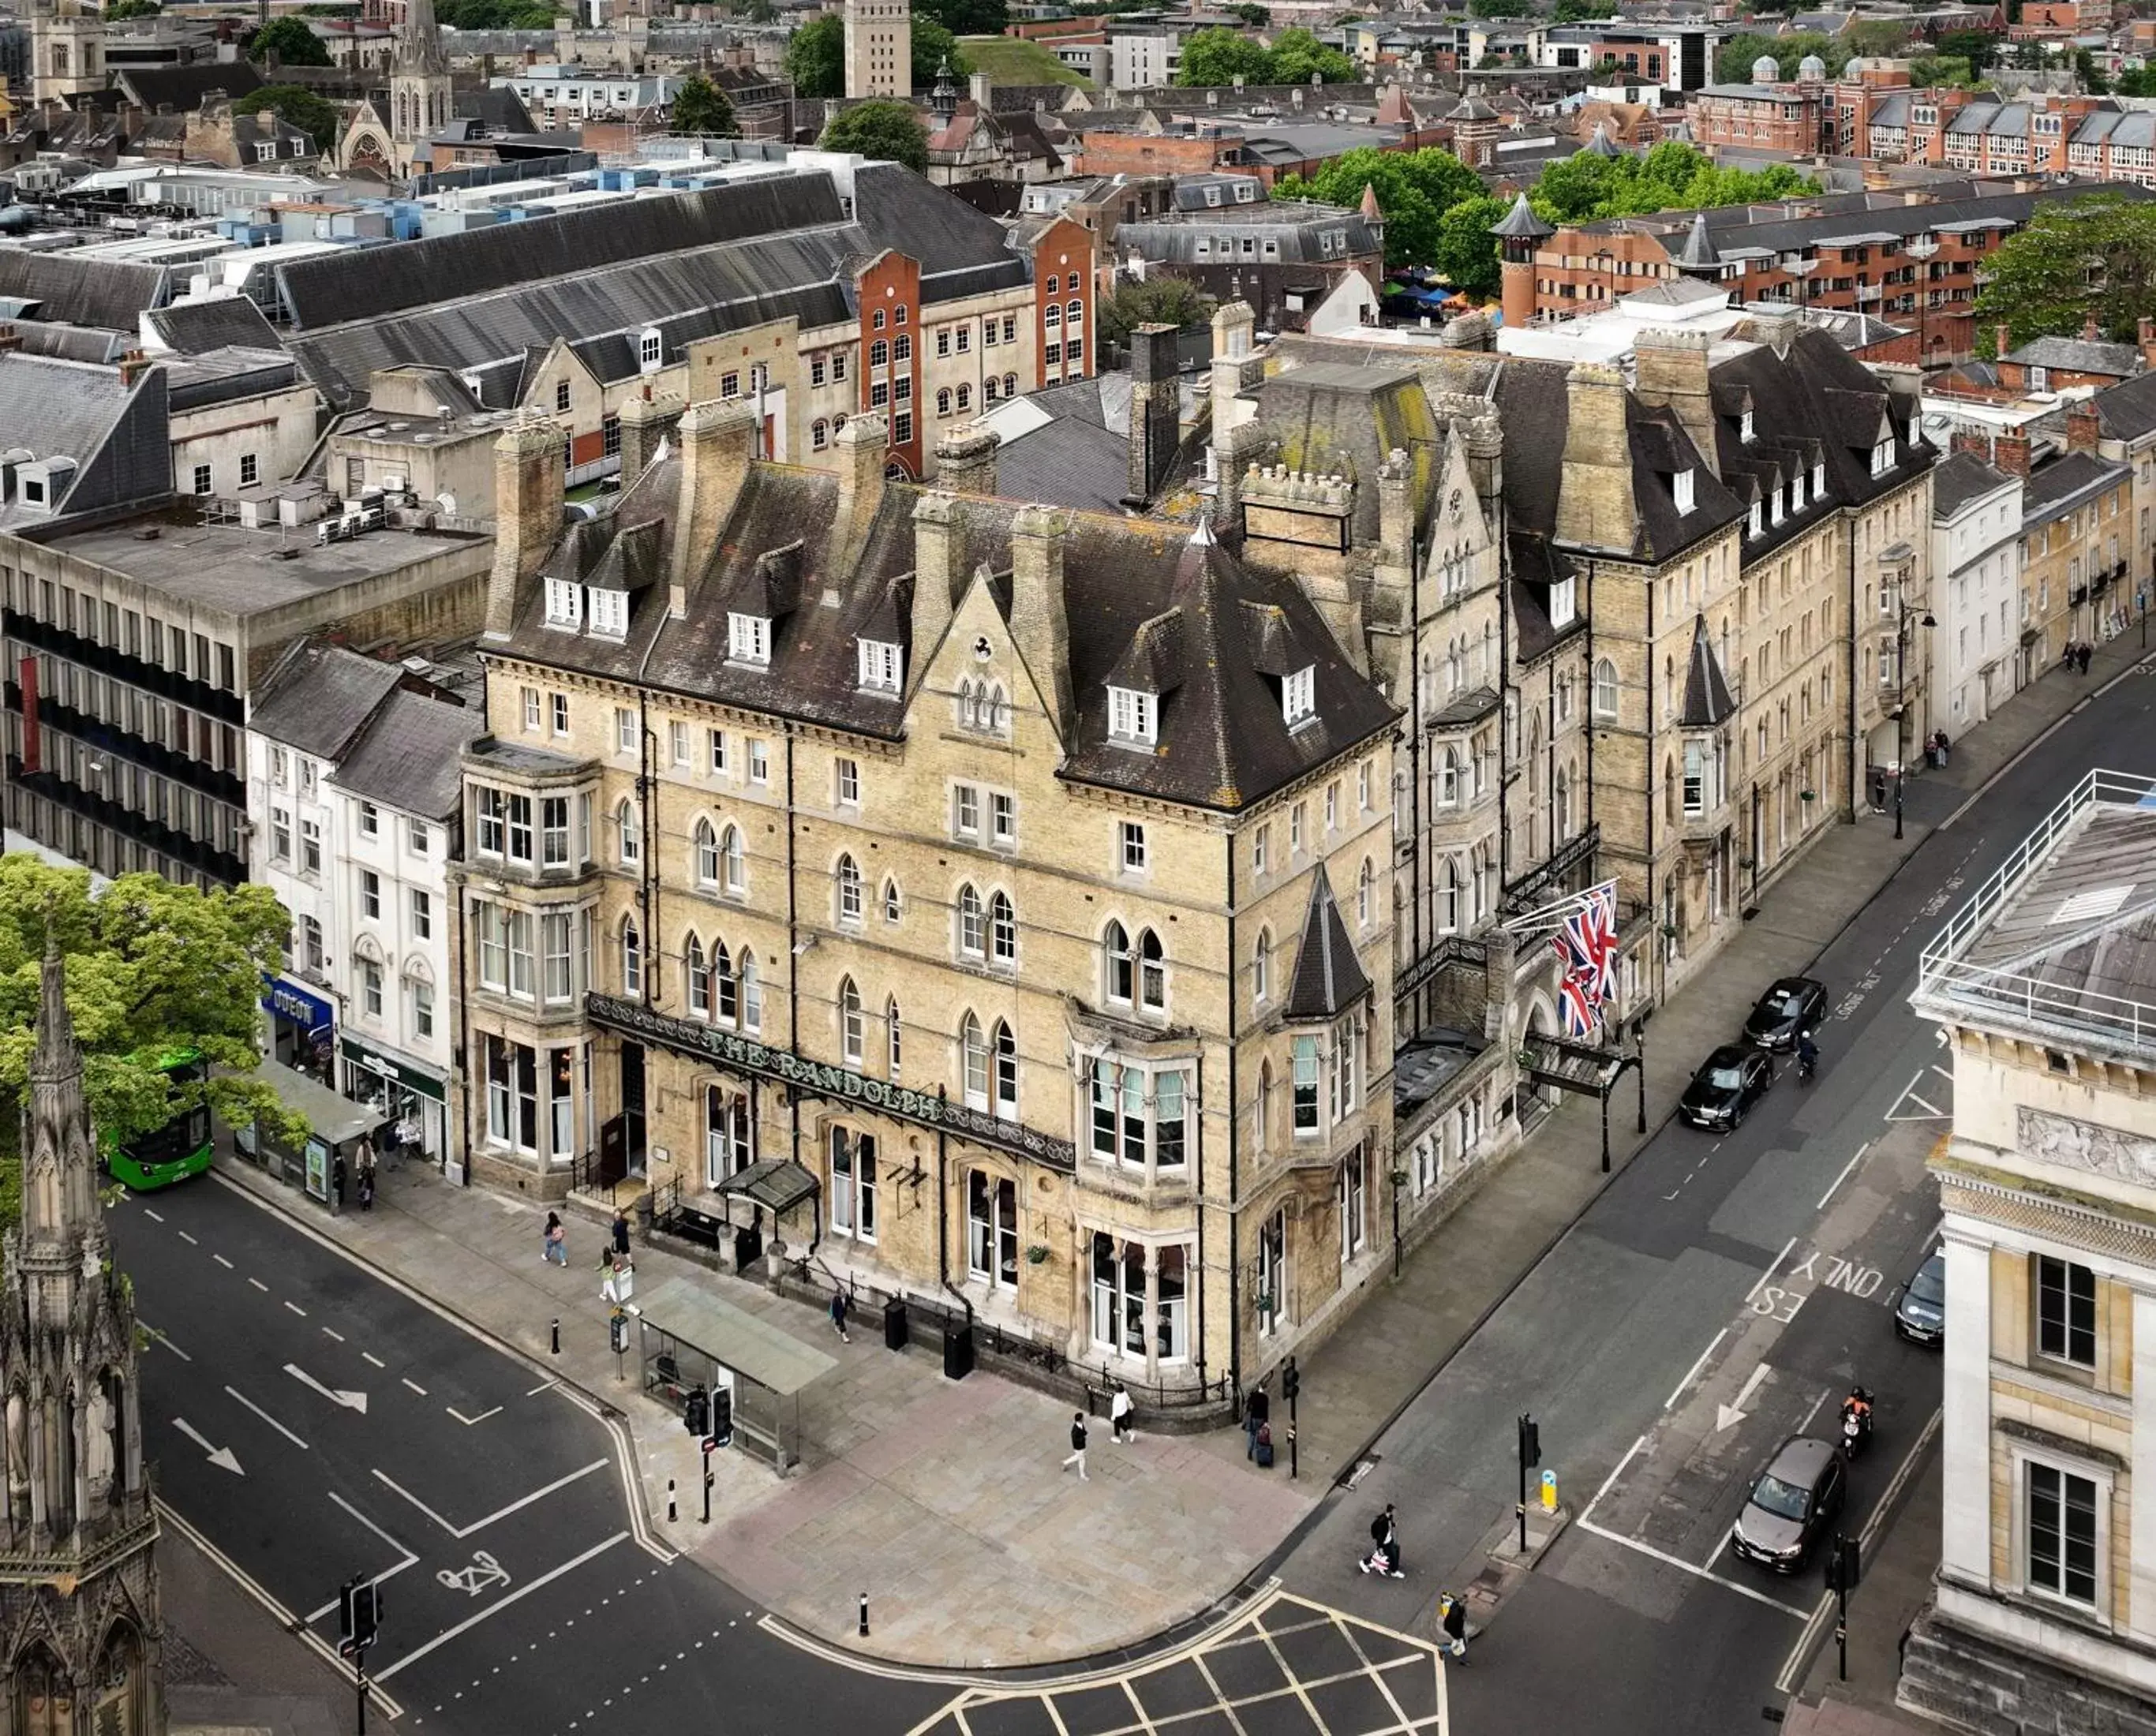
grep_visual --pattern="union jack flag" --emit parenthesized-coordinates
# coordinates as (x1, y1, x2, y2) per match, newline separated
(1554, 945, 1600, 1038)
(1559, 881, 1621, 1005)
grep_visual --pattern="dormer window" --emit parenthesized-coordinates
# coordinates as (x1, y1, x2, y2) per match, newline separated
(1673, 468, 1696, 515)
(1549, 574, 1576, 629)
(858, 638, 902, 693)
(638, 327, 662, 372)
(1107, 685, 1156, 746)
(728, 612, 770, 667)
(1770, 481, 1786, 525)
(1748, 499, 1765, 540)
(1812, 460, 1827, 496)
(544, 577, 582, 628)
(590, 587, 628, 638)
(1870, 437, 1897, 478)
(1282, 665, 1316, 729)
(1740, 409, 1755, 442)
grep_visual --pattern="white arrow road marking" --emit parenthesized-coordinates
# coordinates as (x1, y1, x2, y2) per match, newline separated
(446, 1405, 503, 1427)
(286, 1362, 369, 1413)
(225, 1386, 309, 1450)
(1716, 1364, 1771, 1433)
(172, 1417, 244, 1476)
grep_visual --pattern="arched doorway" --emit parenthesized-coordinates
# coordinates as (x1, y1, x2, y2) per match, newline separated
(1522, 988, 1560, 1121)
(12, 1643, 72, 1736)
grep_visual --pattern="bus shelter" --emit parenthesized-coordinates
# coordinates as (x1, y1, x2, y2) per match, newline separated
(635, 1277, 836, 1477)
(229, 1056, 386, 1207)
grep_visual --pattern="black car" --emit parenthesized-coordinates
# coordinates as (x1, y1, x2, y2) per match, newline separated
(1743, 977, 1828, 1052)
(1731, 1435, 1847, 1573)
(1895, 1248, 1946, 1346)
(1679, 1045, 1775, 1130)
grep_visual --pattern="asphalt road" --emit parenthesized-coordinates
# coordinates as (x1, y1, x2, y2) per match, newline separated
(1274, 662, 2156, 1733)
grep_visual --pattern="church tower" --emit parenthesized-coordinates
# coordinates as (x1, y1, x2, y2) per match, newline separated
(843, 0, 911, 100)
(28, 0, 104, 107)
(387, 0, 453, 171)
(0, 945, 164, 1736)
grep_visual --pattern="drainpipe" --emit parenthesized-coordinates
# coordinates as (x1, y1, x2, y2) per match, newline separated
(455, 877, 473, 1187)
(784, 731, 801, 1177)
(1225, 828, 1241, 1401)
(1847, 523, 1861, 825)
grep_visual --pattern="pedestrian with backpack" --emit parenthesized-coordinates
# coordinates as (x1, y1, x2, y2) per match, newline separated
(1439, 1592, 1470, 1663)
(1361, 1504, 1403, 1577)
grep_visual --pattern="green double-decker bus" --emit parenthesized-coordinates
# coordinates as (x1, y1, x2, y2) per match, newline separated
(103, 1051, 214, 1190)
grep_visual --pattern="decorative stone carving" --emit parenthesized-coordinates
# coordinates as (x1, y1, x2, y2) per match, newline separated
(2016, 1106, 2156, 1188)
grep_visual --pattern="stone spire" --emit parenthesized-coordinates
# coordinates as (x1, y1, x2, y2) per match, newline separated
(395, 0, 451, 78)
(18, 940, 104, 1301)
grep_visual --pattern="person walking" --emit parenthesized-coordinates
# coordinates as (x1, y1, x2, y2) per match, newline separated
(542, 1210, 567, 1266)
(1439, 1592, 1469, 1664)
(612, 1207, 632, 1261)
(355, 1136, 376, 1211)
(1361, 1503, 1402, 1576)
(1245, 1383, 1271, 1462)
(1110, 1381, 1135, 1445)
(1061, 1411, 1089, 1480)
(2081, 641, 2094, 675)
(829, 1285, 852, 1344)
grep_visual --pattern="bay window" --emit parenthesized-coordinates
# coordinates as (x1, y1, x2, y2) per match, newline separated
(541, 911, 573, 1004)
(1086, 1055, 1190, 1178)
(1088, 1233, 1194, 1364)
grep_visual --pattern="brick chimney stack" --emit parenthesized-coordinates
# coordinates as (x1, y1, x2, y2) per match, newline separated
(2066, 402, 2102, 454)
(1992, 431, 2031, 479)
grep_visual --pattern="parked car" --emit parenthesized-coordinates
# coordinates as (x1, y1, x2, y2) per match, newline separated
(1894, 1248, 1945, 1346)
(1743, 977, 1829, 1053)
(1731, 1435, 1846, 1573)
(1679, 1045, 1775, 1130)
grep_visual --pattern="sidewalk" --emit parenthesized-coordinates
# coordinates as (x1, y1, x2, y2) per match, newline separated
(213, 633, 2141, 1674)
(1284, 631, 2152, 1487)
(215, 1151, 1314, 1671)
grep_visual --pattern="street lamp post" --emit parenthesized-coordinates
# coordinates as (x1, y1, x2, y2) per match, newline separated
(1904, 238, 1937, 364)
(1892, 600, 1937, 841)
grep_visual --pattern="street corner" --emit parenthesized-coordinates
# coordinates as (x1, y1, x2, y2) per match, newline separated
(905, 1588, 1450, 1736)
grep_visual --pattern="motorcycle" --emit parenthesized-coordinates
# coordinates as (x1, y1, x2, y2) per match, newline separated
(1841, 1387, 1874, 1460)
(1797, 1034, 1818, 1084)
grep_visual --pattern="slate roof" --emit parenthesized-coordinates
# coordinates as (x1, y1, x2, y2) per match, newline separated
(1282, 866, 1371, 1022)
(994, 415, 1132, 517)
(1931, 449, 2012, 518)
(500, 452, 1396, 816)
(144, 296, 283, 356)
(249, 641, 406, 761)
(0, 353, 170, 530)
(1490, 190, 1553, 240)
(1248, 361, 1439, 544)
(2091, 370, 2156, 443)
(281, 166, 1031, 410)
(1681, 615, 1737, 726)
(2022, 448, 2130, 524)
(2006, 334, 2141, 377)
(331, 685, 483, 821)
(0, 250, 167, 332)
(1671, 211, 1721, 269)
(111, 61, 264, 114)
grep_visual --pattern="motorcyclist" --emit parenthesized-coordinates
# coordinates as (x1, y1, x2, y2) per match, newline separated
(1841, 1386, 1873, 1430)
(1797, 1030, 1819, 1079)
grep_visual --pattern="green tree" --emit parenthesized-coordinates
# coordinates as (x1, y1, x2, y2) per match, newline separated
(103, 0, 162, 18)
(249, 15, 331, 65)
(1974, 193, 2156, 346)
(785, 13, 844, 97)
(1226, 2, 1271, 22)
(1267, 26, 1353, 82)
(1933, 28, 2001, 69)
(251, 83, 342, 152)
(0, 859, 305, 1232)
(911, 19, 970, 85)
(1278, 146, 1480, 268)
(1466, 0, 1510, 17)
(1099, 275, 1215, 346)
(1432, 193, 1507, 297)
(739, 0, 777, 20)
(1906, 54, 1974, 87)
(671, 71, 738, 136)
(1713, 29, 1840, 81)
(915, 0, 1005, 34)
(820, 99, 930, 171)
(2075, 47, 2109, 92)
(1175, 26, 1273, 85)
(1551, 0, 1615, 19)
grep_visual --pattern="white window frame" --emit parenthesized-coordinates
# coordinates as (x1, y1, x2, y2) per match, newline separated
(2012, 1443, 2111, 1616)
(1282, 666, 1316, 728)
(728, 612, 771, 667)
(1107, 685, 1156, 745)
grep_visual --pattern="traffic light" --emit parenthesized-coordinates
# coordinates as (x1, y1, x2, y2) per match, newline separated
(1282, 1357, 1301, 1401)
(338, 1576, 360, 1652)
(1518, 1415, 1540, 1469)
(1825, 1535, 1861, 1594)
(711, 1382, 734, 1447)
(353, 1579, 380, 1649)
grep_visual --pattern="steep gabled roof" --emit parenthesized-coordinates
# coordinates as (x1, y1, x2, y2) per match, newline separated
(1681, 615, 1737, 728)
(1282, 866, 1371, 1022)
(249, 641, 406, 761)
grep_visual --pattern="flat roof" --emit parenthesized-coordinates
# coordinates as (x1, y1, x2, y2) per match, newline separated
(46, 514, 486, 618)
(637, 1276, 837, 1397)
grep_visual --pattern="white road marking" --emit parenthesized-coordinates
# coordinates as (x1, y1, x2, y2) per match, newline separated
(1817, 1141, 1870, 1210)
(1746, 1237, 1797, 1304)
(249, 1278, 270, 1293)
(1583, 1435, 1647, 1524)
(1899, 1093, 1945, 1119)
(1575, 1516, 1808, 1617)
(212, 1254, 234, 1269)
(1664, 1328, 1728, 1412)
(173, 1418, 244, 1476)
(403, 1378, 429, 1397)
(373, 1532, 631, 1683)
(224, 1386, 309, 1450)
(362, 1352, 385, 1368)
(1716, 1364, 1771, 1433)
(143, 1208, 164, 1222)
(301, 1491, 424, 1623)
(322, 1327, 345, 1342)
(1930, 1065, 1953, 1087)
(141, 1324, 190, 1362)
(286, 1363, 369, 1413)
(372, 1458, 608, 1541)
(284, 1301, 308, 1318)
(177, 1230, 195, 1244)
(525, 1380, 558, 1397)
(446, 1405, 503, 1427)
(1796, 1387, 1831, 1434)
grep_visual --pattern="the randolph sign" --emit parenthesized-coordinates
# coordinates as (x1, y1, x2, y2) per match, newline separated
(584, 992, 1079, 1171)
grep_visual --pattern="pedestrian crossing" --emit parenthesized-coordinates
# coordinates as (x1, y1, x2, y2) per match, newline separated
(906, 1590, 1447, 1736)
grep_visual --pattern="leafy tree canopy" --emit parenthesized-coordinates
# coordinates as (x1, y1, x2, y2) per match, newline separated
(251, 83, 342, 152)
(436, 0, 558, 24)
(915, 0, 1005, 36)
(1932, 28, 2002, 69)
(1277, 146, 1480, 268)
(1552, 0, 1616, 20)
(0, 859, 305, 1195)
(249, 15, 331, 65)
(911, 19, 970, 84)
(1432, 193, 1508, 299)
(1100, 275, 1216, 346)
(1175, 24, 1352, 85)
(1973, 193, 2156, 347)
(672, 71, 737, 137)
(103, 0, 161, 19)
(785, 13, 844, 97)
(1710, 26, 1903, 83)
(820, 99, 930, 172)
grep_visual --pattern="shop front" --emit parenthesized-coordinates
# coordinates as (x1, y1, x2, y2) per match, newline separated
(339, 1032, 447, 1169)
(262, 975, 336, 1081)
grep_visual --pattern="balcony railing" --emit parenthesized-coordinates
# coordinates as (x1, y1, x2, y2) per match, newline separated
(1501, 821, 1600, 915)
(5, 756, 245, 883)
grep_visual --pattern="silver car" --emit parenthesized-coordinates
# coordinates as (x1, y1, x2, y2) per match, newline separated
(1731, 1435, 1845, 1573)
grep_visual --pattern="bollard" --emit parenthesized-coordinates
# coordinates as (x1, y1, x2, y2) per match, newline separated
(859, 1592, 869, 1637)
(551, 1318, 560, 1356)
(667, 1479, 676, 1523)
(1540, 1468, 1559, 1513)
